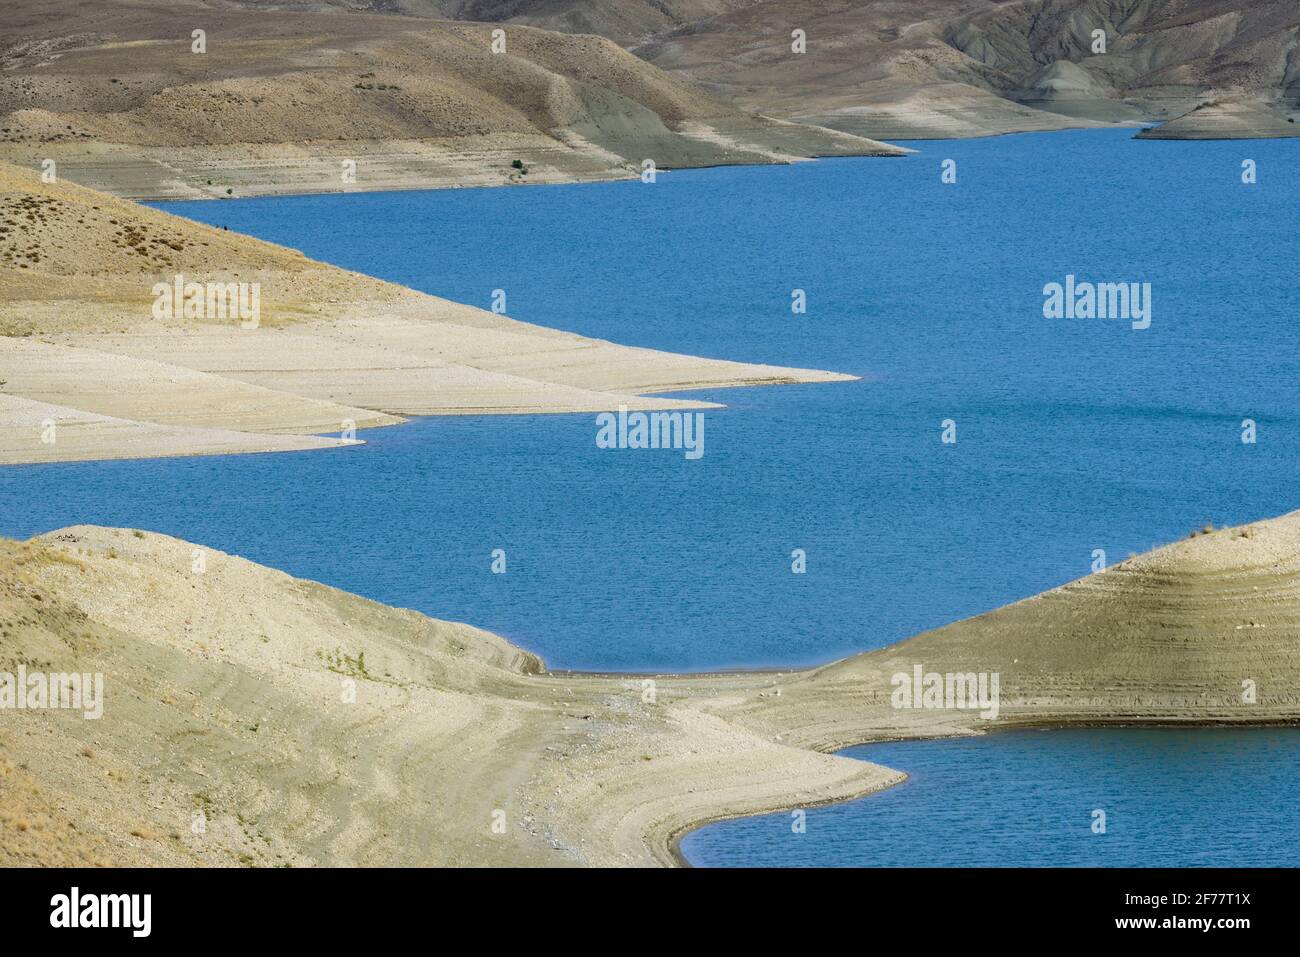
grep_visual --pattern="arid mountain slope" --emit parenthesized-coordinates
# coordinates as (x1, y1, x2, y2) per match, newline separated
(0, 525, 899, 867)
(942, 0, 1300, 123)
(735, 514, 1300, 751)
(637, 0, 1300, 137)
(366, 0, 766, 46)
(0, 0, 901, 199)
(303, 0, 1300, 138)
(636, 0, 1092, 138)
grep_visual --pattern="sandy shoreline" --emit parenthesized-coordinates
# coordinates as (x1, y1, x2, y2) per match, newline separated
(0, 159, 857, 466)
(1135, 97, 1300, 140)
(0, 125, 907, 203)
(3, 508, 1297, 867)
(665, 713, 1300, 866)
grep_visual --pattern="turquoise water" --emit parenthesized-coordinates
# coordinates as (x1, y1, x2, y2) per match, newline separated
(680, 729, 1300, 867)
(11, 129, 1298, 673)
(5, 129, 1299, 864)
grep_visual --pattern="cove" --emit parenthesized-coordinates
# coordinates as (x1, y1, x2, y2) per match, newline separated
(679, 729, 1300, 867)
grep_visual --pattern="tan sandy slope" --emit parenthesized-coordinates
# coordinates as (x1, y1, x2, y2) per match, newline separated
(1137, 96, 1300, 140)
(0, 0, 904, 200)
(0, 160, 853, 465)
(1, 510, 1297, 866)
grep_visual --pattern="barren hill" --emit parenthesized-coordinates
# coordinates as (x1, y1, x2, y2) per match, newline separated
(0, 160, 853, 465)
(0, 0, 901, 199)
(735, 514, 1300, 753)
(359, 0, 766, 46)
(3, 510, 1297, 865)
(1136, 95, 1300, 139)
(297, 0, 1300, 139)
(636, 0, 1300, 138)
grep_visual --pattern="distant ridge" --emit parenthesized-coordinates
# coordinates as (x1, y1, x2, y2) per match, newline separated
(292, 0, 1300, 140)
(0, 0, 903, 199)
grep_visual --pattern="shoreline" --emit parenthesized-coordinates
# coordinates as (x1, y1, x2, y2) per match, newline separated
(131, 142, 917, 205)
(668, 714, 1300, 867)
(10, 114, 1287, 214)
(23, 115, 1291, 209)
(0, 124, 907, 204)
(3, 126, 1155, 206)
(4, 507, 1299, 867)
(667, 767, 911, 869)
(0, 158, 857, 467)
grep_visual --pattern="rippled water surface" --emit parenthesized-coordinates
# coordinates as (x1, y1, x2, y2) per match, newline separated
(681, 729, 1300, 867)
(5, 130, 1299, 865)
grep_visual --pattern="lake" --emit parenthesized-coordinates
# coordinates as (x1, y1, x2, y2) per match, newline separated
(5, 129, 1298, 865)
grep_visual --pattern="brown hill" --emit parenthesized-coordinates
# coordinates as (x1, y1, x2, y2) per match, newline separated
(301, 0, 1300, 139)
(638, 0, 1300, 138)
(1137, 95, 1300, 139)
(0, 0, 901, 199)
(0, 160, 854, 465)
(734, 514, 1300, 751)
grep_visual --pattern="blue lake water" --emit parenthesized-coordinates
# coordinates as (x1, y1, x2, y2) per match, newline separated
(5, 129, 1299, 865)
(680, 729, 1300, 867)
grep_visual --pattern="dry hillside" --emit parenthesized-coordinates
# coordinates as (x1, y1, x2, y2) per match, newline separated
(0, 160, 854, 465)
(3, 510, 1297, 866)
(635, 0, 1300, 138)
(298, 0, 1300, 138)
(0, 0, 901, 199)
(1135, 95, 1300, 139)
